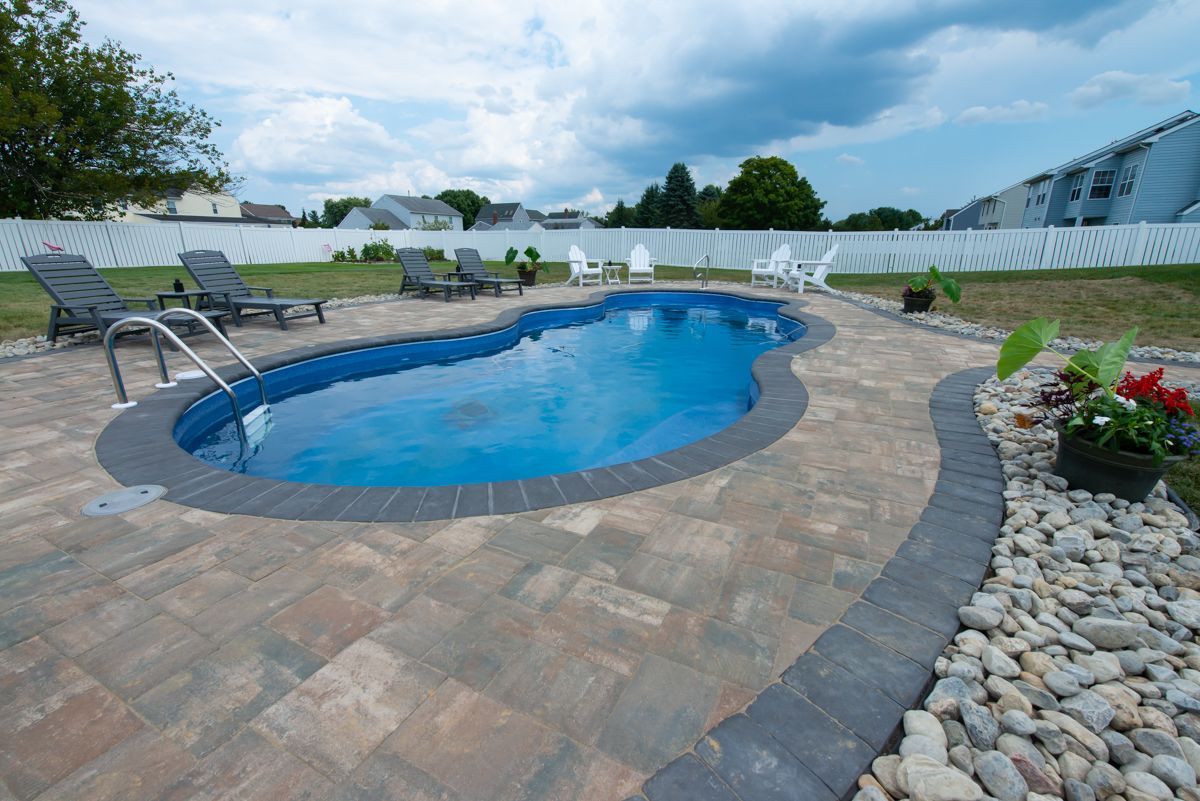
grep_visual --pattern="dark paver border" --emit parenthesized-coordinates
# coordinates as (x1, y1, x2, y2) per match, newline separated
(95, 288, 835, 522)
(634, 366, 1002, 801)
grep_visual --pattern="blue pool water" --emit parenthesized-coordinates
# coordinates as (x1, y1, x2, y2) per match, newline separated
(176, 292, 803, 486)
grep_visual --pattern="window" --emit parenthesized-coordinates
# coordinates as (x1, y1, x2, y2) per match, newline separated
(211, 202, 219, 215)
(1068, 174, 1085, 203)
(166, 199, 178, 215)
(1089, 169, 1116, 199)
(1117, 164, 1139, 198)
(1035, 179, 1048, 206)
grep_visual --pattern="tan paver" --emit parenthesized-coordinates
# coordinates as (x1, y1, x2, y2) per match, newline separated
(5, 284, 1193, 799)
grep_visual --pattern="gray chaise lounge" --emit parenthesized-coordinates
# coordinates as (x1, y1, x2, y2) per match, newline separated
(22, 252, 229, 341)
(398, 248, 476, 302)
(178, 249, 327, 330)
(454, 248, 524, 296)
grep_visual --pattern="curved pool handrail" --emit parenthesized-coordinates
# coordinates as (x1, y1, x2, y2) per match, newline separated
(102, 317, 248, 446)
(154, 307, 269, 409)
(693, 254, 712, 287)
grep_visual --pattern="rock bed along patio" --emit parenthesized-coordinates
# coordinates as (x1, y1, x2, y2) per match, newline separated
(3, 283, 1190, 801)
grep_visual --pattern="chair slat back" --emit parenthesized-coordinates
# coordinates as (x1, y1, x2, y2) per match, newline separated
(454, 248, 487, 276)
(629, 244, 651, 270)
(821, 244, 839, 263)
(178, 250, 252, 298)
(398, 248, 437, 280)
(21, 253, 127, 311)
(568, 245, 588, 278)
(769, 243, 792, 271)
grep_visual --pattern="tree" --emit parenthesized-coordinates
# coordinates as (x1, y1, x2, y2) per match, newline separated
(659, 162, 701, 228)
(435, 188, 490, 228)
(832, 211, 883, 232)
(697, 183, 724, 229)
(319, 196, 370, 228)
(718, 156, 826, 231)
(632, 183, 663, 228)
(0, 0, 234, 219)
(830, 207, 927, 232)
(306, 209, 320, 227)
(418, 219, 452, 231)
(368, 220, 390, 230)
(604, 199, 634, 228)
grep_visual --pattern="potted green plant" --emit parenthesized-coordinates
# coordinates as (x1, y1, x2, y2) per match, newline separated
(516, 245, 543, 286)
(903, 265, 961, 313)
(998, 318, 1199, 500)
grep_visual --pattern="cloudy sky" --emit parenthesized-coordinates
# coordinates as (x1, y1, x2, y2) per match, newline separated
(75, 0, 1199, 221)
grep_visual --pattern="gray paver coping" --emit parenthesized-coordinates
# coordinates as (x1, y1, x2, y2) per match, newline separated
(95, 288, 835, 522)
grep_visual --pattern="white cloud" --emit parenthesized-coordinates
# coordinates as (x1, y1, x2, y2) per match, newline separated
(836, 153, 866, 166)
(1067, 70, 1191, 109)
(900, 186, 921, 195)
(778, 104, 947, 152)
(955, 100, 1049, 125)
(231, 96, 406, 178)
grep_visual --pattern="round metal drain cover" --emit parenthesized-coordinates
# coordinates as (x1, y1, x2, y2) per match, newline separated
(82, 485, 167, 516)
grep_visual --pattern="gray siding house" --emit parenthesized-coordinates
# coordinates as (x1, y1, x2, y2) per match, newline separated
(337, 207, 408, 230)
(949, 182, 1027, 230)
(541, 210, 603, 230)
(1020, 110, 1200, 228)
(338, 195, 464, 230)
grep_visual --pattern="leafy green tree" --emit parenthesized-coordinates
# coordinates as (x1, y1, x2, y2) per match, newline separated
(659, 162, 701, 228)
(0, 0, 234, 219)
(698, 183, 723, 204)
(320, 196, 370, 227)
(418, 219, 452, 231)
(832, 212, 883, 232)
(718, 156, 826, 231)
(632, 183, 663, 228)
(604, 199, 634, 228)
(368, 220, 390, 230)
(870, 207, 926, 230)
(435, 188, 490, 228)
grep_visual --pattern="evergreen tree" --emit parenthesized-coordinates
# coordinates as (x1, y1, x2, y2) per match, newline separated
(604, 199, 634, 228)
(659, 162, 701, 228)
(697, 184, 724, 228)
(632, 183, 663, 228)
(719, 156, 826, 231)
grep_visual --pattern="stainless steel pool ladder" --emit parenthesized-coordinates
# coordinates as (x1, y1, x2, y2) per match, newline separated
(693, 254, 712, 287)
(102, 308, 269, 449)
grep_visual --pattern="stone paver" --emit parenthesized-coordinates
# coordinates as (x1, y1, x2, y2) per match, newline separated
(10, 284, 1186, 799)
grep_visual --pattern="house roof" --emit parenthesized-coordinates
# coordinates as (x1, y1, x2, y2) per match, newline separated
(347, 208, 409, 229)
(1024, 110, 1198, 184)
(476, 203, 522, 223)
(467, 221, 493, 231)
(240, 202, 295, 220)
(134, 212, 277, 226)
(490, 220, 542, 231)
(541, 218, 601, 230)
(525, 209, 547, 221)
(546, 210, 585, 219)
(378, 195, 463, 217)
(1178, 200, 1200, 217)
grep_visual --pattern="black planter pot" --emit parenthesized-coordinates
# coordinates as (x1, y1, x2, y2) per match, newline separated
(517, 270, 538, 287)
(902, 295, 934, 314)
(1054, 424, 1186, 501)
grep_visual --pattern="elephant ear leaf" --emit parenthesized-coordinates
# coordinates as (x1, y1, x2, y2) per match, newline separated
(997, 318, 1059, 380)
(1091, 326, 1138, 388)
(937, 274, 962, 303)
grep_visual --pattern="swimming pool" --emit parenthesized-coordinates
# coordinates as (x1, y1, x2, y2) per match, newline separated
(175, 292, 805, 487)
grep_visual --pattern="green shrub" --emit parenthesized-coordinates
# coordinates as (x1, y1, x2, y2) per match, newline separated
(422, 247, 445, 262)
(345, 246, 358, 262)
(331, 249, 347, 263)
(360, 241, 396, 262)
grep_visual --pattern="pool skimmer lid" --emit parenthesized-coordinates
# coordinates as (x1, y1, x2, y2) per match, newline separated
(82, 485, 167, 516)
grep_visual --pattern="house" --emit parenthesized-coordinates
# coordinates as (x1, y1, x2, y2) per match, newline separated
(1019, 110, 1200, 228)
(338, 207, 409, 230)
(468, 220, 544, 232)
(116, 190, 286, 226)
(947, 182, 1027, 230)
(240, 202, 297, 226)
(337, 195, 463, 230)
(540, 210, 603, 230)
(526, 209, 547, 223)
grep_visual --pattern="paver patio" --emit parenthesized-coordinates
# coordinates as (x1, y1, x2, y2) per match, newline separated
(2, 282, 1195, 800)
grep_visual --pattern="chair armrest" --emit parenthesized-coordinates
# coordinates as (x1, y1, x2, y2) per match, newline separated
(793, 260, 832, 269)
(750, 260, 771, 270)
(246, 286, 275, 298)
(52, 303, 100, 314)
(125, 297, 159, 309)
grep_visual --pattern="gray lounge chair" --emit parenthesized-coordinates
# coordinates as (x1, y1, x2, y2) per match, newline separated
(178, 250, 327, 330)
(21, 252, 229, 342)
(398, 249, 476, 302)
(454, 248, 523, 296)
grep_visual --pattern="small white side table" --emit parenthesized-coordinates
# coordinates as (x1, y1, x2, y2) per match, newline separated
(602, 264, 623, 285)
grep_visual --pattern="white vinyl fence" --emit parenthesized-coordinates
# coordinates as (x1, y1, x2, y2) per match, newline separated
(3, 217, 1199, 274)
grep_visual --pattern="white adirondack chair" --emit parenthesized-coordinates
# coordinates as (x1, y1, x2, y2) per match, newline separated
(749, 244, 793, 288)
(567, 245, 603, 287)
(626, 244, 654, 284)
(786, 244, 840, 293)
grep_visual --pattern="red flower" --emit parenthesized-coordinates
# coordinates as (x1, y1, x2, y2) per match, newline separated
(1115, 368, 1196, 417)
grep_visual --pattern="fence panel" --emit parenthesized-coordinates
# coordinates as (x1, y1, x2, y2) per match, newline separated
(2, 217, 1199, 273)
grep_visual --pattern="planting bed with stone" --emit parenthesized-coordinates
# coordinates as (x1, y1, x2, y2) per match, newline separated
(853, 368, 1200, 801)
